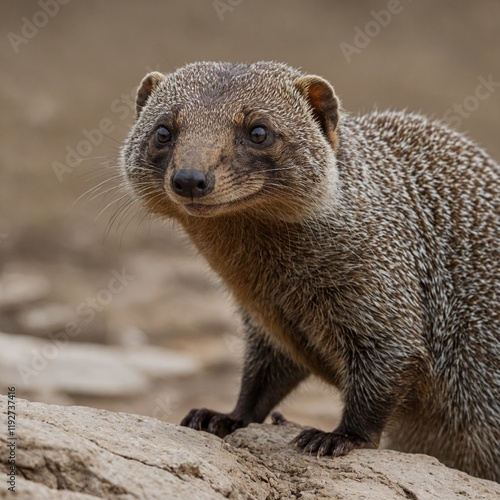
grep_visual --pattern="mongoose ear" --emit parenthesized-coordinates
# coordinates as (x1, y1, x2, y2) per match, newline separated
(294, 75, 340, 148)
(136, 72, 167, 117)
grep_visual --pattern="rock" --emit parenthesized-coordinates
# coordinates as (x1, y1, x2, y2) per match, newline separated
(0, 332, 200, 399)
(0, 396, 498, 499)
(106, 324, 149, 346)
(0, 273, 51, 309)
(17, 303, 75, 335)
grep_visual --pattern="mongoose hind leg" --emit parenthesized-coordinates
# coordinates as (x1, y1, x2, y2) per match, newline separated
(181, 315, 310, 438)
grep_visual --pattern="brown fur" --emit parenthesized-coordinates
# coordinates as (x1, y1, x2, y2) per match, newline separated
(120, 61, 500, 482)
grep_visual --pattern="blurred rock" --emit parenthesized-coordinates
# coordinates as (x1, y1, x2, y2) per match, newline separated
(0, 332, 200, 399)
(0, 273, 50, 309)
(1, 396, 498, 499)
(17, 303, 75, 336)
(106, 324, 149, 346)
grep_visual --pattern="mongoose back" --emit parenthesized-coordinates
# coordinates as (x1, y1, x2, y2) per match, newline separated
(120, 61, 500, 481)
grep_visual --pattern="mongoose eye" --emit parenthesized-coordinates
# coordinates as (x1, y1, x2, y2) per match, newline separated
(249, 126, 267, 144)
(156, 125, 172, 145)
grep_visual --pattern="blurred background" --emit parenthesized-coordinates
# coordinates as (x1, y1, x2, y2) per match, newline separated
(0, 0, 499, 431)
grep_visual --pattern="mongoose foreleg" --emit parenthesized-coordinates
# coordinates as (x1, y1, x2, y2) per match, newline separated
(181, 317, 309, 437)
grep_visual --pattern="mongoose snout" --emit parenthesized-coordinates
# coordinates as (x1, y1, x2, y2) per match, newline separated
(170, 169, 214, 199)
(120, 61, 500, 482)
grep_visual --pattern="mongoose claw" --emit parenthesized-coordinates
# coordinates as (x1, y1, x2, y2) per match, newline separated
(291, 428, 375, 457)
(180, 408, 245, 438)
(271, 411, 288, 425)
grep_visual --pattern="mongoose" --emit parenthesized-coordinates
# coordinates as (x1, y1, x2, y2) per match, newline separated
(120, 61, 500, 482)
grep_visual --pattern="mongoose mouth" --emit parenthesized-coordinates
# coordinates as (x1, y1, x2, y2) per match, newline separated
(182, 202, 227, 217)
(165, 168, 265, 217)
(178, 193, 261, 218)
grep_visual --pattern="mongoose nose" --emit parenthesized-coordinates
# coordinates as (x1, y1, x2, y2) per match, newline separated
(171, 169, 213, 198)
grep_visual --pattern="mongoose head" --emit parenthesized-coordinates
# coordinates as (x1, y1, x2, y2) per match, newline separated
(121, 61, 341, 221)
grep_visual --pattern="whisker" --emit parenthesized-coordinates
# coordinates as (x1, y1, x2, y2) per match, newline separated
(75, 175, 122, 205)
(95, 193, 130, 223)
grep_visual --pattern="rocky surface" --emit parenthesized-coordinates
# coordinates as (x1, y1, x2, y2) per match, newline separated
(0, 273, 51, 310)
(1, 397, 498, 499)
(0, 332, 200, 400)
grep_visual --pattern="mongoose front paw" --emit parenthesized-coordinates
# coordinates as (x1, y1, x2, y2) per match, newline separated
(291, 428, 376, 457)
(180, 408, 245, 438)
